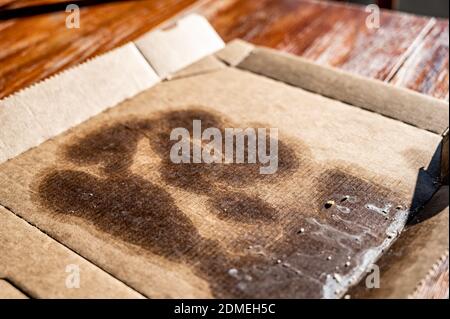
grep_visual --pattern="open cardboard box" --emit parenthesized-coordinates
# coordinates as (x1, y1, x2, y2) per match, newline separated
(0, 14, 448, 299)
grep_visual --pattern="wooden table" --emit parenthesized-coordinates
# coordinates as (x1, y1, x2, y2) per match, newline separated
(0, 0, 448, 298)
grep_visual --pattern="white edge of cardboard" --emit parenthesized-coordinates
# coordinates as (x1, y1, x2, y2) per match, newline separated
(0, 43, 158, 165)
(0, 14, 225, 166)
(135, 14, 225, 79)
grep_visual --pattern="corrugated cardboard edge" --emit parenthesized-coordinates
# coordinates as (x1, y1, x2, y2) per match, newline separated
(0, 280, 28, 299)
(0, 13, 225, 298)
(0, 206, 145, 298)
(235, 46, 449, 135)
(0, 29, 447, 298)
(0, 14, 225, 166)
(0, 43, 159, 165)
(410, 251, 449, 299)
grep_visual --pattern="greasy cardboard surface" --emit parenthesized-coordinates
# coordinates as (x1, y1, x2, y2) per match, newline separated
(0, 206, 143, 298)
(350, 186, 449, 298)
(0, 62, 442, 298)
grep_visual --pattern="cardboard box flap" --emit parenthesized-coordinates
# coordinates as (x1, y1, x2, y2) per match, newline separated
(0, 279, 28, 299)
(215, 39, 254, 66)
(0, 14, 225, 166)
(0, 206, 144, 298)
(0, 25, 448, 299)
(0, 63, 443, 298)
(135, 14, 225, 79)
(0, 43, 158, 165)
(236, 47, 449, 135)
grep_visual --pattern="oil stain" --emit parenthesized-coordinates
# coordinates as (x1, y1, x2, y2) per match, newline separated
(36, 107, 408, 298)
(39, 170, 204, 259)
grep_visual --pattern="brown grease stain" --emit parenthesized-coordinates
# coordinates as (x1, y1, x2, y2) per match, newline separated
(36, 107, 408, 298)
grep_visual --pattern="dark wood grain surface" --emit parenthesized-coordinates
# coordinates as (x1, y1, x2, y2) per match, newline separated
(1, 0, 448, 100)
(0, 0, 448, 298)
(392, 20, 449, 100)
(0, 0, 68, 8)
(200, 0, 428, 79)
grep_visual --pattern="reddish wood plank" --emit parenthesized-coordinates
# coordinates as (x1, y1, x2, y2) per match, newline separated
(392, 20, 449, 100)
(0, 0, 197, 99)
(0, 0, 72, 9)
(0, 0, 446, 99)
(198, 0, 432, 80)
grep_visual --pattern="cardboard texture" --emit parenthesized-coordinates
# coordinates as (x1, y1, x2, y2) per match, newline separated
(0, 17, 448, 299)
(0, 14, 224, 167)
(350, 186, 449, 298)
(237, 47, 449, 134)
(0, 206, 143, 298)
(0, 280, 28, 299)
(0, 43, 159, 165)
(215, 39, 254, 67)
(0, 57, 445, 298)
(171, 55, 226, 80)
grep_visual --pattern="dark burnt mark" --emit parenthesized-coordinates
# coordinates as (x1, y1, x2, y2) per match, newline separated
(209, 192, 278, 223)
(213, 139, 300, 188)
(340, 196, 350, 203)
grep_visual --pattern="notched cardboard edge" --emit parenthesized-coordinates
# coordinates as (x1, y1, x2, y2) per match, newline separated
(236, 46, 449, 135)
(0, 205, 145, 298)
(441, 128, 449, 184)
(0, 14, 225, 166)
(410, 251, 449, 299)
(0, 43, 159, 166)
